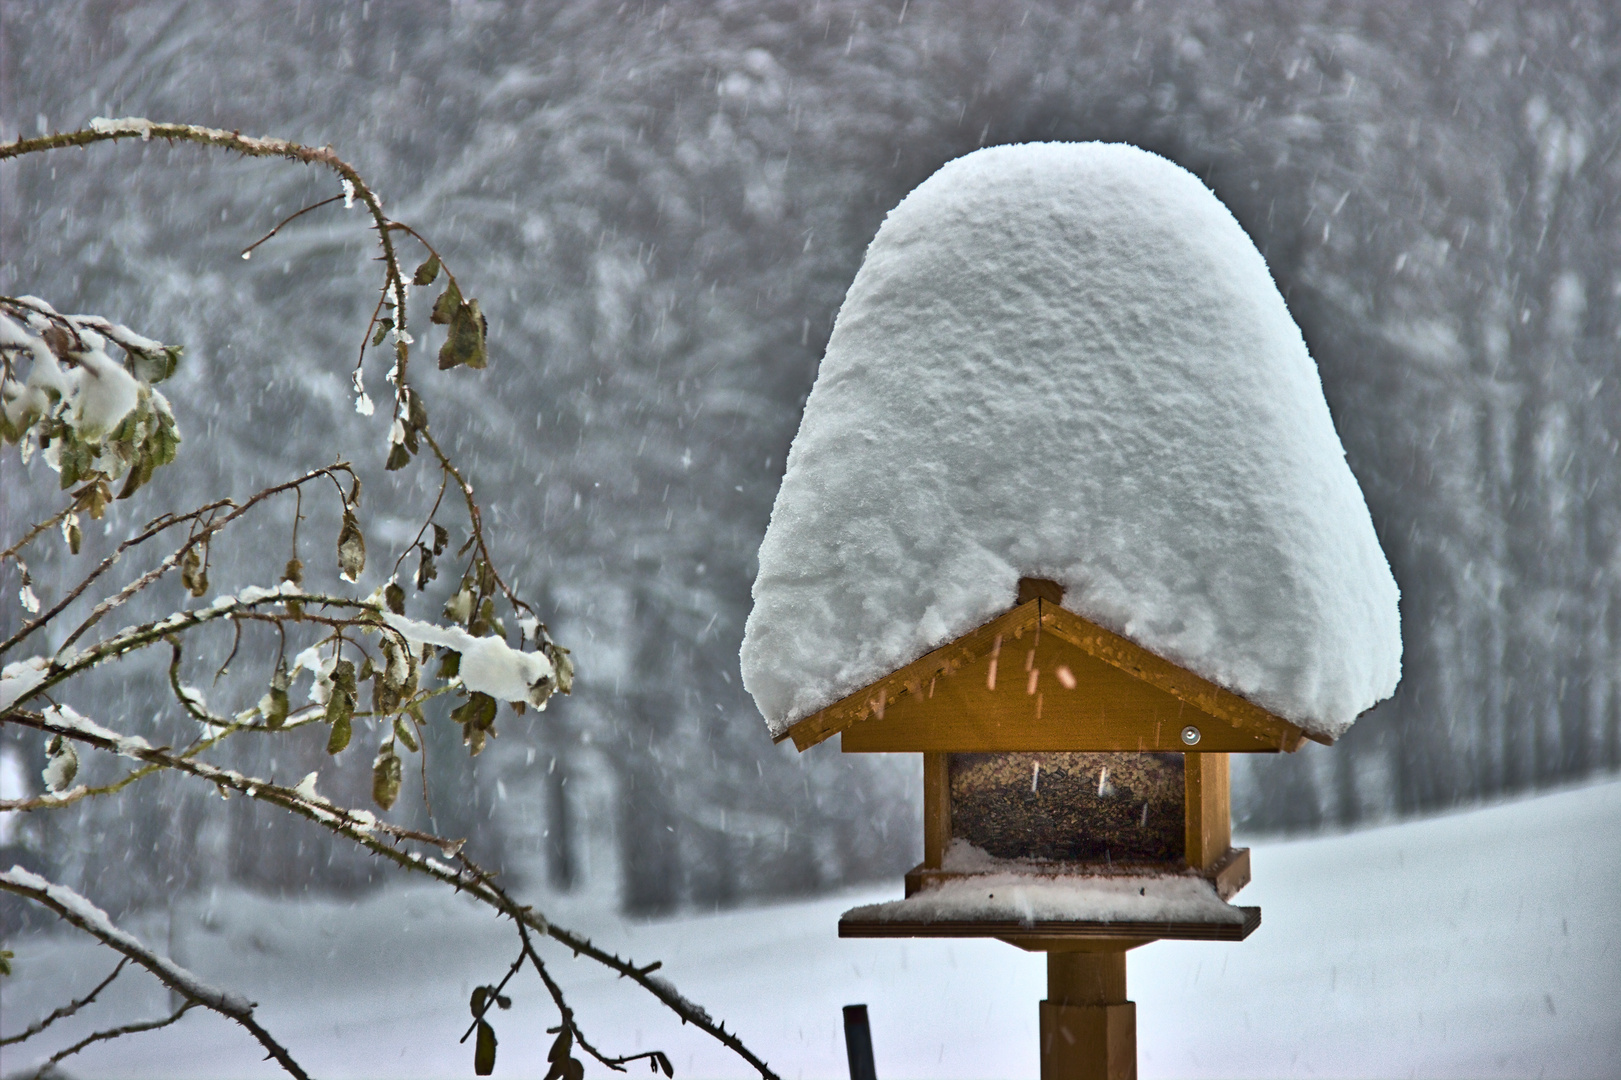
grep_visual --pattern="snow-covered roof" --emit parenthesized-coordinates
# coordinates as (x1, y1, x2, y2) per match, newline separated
(741, 142, 1400, 743)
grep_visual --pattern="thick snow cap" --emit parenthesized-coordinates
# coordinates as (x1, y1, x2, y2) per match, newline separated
(741, 142, 1400, 742)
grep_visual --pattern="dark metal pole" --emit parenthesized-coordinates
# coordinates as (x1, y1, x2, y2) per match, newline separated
(843, 1004, 877, 1080)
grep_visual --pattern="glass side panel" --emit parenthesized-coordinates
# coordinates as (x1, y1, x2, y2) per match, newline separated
(948, 751, 1185, 864)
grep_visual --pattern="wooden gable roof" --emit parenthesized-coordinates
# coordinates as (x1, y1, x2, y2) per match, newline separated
(779, 581, 1320, 754)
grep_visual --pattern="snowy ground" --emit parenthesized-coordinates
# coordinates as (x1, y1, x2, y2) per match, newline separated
(3, 778, 1617, 1079)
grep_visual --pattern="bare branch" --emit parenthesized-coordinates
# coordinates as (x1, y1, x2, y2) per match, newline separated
(0, 868, 308, 1079)
(240, 194, 345, 258)
(0, 959, 128, 1047)
(1, 503, 78, 566)
(516, 920, 669, 1075)
(1, 122, 408, 352)
(420, 429, 536, 622)
(24, 1003, 196, 1079)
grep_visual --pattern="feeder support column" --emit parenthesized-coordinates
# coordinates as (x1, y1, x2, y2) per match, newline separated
(1040, 948, 1136, 1080)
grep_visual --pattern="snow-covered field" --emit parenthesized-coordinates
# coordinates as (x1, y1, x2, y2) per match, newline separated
(4, 778, 1617, 1079)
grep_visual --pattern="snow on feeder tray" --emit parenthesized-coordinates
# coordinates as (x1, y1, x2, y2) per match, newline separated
(742, 142, 1401, 1079)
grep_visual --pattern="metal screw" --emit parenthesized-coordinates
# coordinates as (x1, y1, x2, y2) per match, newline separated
(1180, 725, 1201, 746)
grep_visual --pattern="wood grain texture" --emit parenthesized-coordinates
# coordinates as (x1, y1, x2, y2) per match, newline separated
(1039, 605, 1311, 750)
(1184, 752, 1233, 872)
(786, 599, 1311, 754)
(788, 601, 1041, 751)
(923, 751, 951, 869)
(1041, 1001, 1137, 1080)
(1043, 950, 1136, 1080)
(1000, 936, 1153, 954)
(1049, 949, 1128, 1006)
(1210, 845, 1251, 900)
(838, 906, 1261, 942)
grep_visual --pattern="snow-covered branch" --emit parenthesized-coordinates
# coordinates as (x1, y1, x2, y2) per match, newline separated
(3, 586, 352, 710)
(0, 464, 351, 660)
(0, 867, 308, 1079)
(1, 121, 410, 384)
(2, 705, 781, 1078)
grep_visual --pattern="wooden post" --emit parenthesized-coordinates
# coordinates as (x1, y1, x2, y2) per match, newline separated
(922, 751, 951, 868)
(1183, 752, 1231, 871)
(1040, 948, 1136, 1079)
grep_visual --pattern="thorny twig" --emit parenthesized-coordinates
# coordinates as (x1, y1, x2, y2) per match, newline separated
(56, 467, 349, 657)
(0, 867, 308, 1079)
(516, 919, 672, 1074)
(0, 503, 78, 566)
(0, 703, 281, 812)
(1, 121, 412, 389)
(0, 959, 128, 1047)
(421, 429, 536, 624)
(22, 998, 198, 1076)
(0, 463, 352, 660)
(23, 1004, 197, 1080)
(0, 498, 225, 658)
(7, 587, 379, 724)
(3, 706, 781, 1078)
(240, 193, 345, 259)
(2, 124, 534, 650)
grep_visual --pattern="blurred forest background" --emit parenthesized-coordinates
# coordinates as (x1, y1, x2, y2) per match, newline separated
(2, 0, 1617, 921)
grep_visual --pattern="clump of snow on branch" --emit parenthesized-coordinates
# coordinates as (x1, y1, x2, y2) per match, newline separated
(383, 612, 558, 709)
(87, 116, 296, 157)
(741, 142, 1401, 741)
(42, 704, 154, 757)
(2, 296, 181, 493)
(234, 580, 304, 605)
(352, 369, 374, 416)
(290, 645, 339, 705)
(87, 115, 156, 140)
(0, 657, 52, 712)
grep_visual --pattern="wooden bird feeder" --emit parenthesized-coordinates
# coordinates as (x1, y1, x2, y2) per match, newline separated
(777, 576, 1324, 1079)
